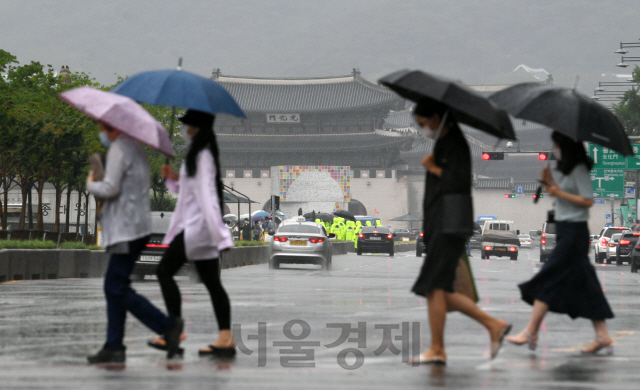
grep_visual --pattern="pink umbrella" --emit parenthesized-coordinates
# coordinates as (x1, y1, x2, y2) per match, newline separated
(58, 86, 174, 157)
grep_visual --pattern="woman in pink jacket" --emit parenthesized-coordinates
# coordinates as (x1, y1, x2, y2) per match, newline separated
(149, 110, 236, 358)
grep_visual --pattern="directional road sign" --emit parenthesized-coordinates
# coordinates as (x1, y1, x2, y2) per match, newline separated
(515, 186, 524, 194)
(588, 143, 640, 198)
(590, 169, 624, 198)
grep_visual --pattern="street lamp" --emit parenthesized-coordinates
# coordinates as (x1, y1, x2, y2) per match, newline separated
(616, 56, 640, 68)
(614, 42, 640, 55)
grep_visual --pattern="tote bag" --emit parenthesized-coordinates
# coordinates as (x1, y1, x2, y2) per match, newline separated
(447, 252, 479, 312)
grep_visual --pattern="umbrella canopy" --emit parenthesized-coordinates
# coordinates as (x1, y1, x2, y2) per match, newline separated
(58, 87, 174, 157)
(222, 214, 237, 222)
(111, 69, 246, 118)
(252, 210, 270, 218)
(489, 83, 633, 156)
(275, 211, 285, 217)
(389, 214, 422, 222)
(333, 210, 356, 222)
(379, 69, 516, 140)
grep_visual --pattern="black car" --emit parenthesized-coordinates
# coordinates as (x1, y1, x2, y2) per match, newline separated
(615, 232, 640, 265)
(626, 234, 640, 272)
(416, 232, 425, 257)
(357, 226, 395, 256)
(135, 233, 168, 279)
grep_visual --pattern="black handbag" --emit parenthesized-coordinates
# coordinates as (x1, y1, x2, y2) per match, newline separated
(442, 193, 474, 238)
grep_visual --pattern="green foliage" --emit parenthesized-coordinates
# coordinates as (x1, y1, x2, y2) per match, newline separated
(614, 67, 640, 136)
(150, 194, 177, 212)
(59, 241, 88, 249)
(0, 51, 188, 229)
(58, 241, 103, 250)
(0, 240, 57, 249)
(233, 240, 269, 247)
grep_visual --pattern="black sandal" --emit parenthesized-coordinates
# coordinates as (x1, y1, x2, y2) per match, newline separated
(147, 336, 184, 355)
(198, 344, 237, 358)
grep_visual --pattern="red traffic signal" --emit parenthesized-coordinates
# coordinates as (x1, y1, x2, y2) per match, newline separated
(532, 194, 544, 199)
(504, 194, 515, 198)
(538, 152, 556, 161)
(482, 152, 504, 160)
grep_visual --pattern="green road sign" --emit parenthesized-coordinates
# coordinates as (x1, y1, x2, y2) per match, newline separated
(587, 143, 640, 198)
(591, 169, 624, 198)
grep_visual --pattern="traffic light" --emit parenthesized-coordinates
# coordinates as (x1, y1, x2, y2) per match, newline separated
(538, 152, 556, 161)
(482, 152, 504, 160)
(504, 194, 515, 199)
(532, 194, 544, 199)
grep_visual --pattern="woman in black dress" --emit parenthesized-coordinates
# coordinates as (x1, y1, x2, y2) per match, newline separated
(411, 99, 511, 364)
(506, 132, 614, 354)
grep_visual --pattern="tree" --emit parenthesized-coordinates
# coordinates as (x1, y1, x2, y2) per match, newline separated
(614, 67, 640, 136)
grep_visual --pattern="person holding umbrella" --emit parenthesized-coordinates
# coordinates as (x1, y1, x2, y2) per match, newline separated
(488, 82, 630, 354)
(505, 132, 614, 354)
(59, 87, 182, 364)
(149, 110, 236, 358)
(379, 70, 516, 364)
(409, 98, 511, 364)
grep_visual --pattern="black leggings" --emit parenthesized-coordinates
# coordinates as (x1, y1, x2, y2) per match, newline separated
(156, 232, 231, 330)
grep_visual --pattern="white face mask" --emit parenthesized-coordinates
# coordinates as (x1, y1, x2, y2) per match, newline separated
(554, 146, 562, 161)
(180, 124, 191, 140)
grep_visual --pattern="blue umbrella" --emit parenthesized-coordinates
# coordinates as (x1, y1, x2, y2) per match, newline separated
(111, 69, 246, 118)
(252, 210, 270, 218)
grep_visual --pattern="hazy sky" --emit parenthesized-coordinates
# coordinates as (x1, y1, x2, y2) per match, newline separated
(2, 0, 639, 93)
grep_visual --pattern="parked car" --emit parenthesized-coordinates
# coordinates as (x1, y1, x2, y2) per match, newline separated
(539, 222, 555, 263)
(518, 234, 533, 249)
(615, 232, 640, 265)
(594, 227, 630, 264)
(416, 232, 425, 257)
(605, 233, 622, 264)
(268, 221, 333, 270)
(357, 226, 395, 257)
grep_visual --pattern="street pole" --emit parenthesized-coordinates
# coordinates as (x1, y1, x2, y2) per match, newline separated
(636, 170, 640, 226)
(611, 199, 615, 226)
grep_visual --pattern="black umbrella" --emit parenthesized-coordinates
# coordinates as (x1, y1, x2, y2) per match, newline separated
(379, 69, 516, 140)
(304, 212, 333, 222)
(333, 210, 356, 222)
(489, 83, 632, 156)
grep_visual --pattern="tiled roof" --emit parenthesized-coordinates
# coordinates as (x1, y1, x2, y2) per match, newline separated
(217, 133, 413, 153)
(214, 74, 402, 112)
(383, 110, 417, 129)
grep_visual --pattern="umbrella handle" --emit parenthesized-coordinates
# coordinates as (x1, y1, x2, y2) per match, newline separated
(428, 111, 449, 154)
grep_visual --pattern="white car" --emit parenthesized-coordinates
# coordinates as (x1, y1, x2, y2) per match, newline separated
(594, 227, 630, 264)
(606, 233, 623, 263)
(518, 234, 533, 249)
(268, 221, 334, 270)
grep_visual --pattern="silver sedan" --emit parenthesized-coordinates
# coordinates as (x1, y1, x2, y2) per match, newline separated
(269, 221, 333, 270)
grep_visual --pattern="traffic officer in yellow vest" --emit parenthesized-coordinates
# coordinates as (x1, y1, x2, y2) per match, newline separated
(354, 221, 363, 248)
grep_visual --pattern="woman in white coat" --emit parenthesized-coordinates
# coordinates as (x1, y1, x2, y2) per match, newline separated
(149, 110, 236, 357)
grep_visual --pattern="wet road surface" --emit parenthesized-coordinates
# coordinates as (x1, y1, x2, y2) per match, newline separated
(2, 247, 640, 389)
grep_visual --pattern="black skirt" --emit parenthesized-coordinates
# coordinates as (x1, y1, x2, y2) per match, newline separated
(412, 235, 465, 296)
(518, 221, 614, 320)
